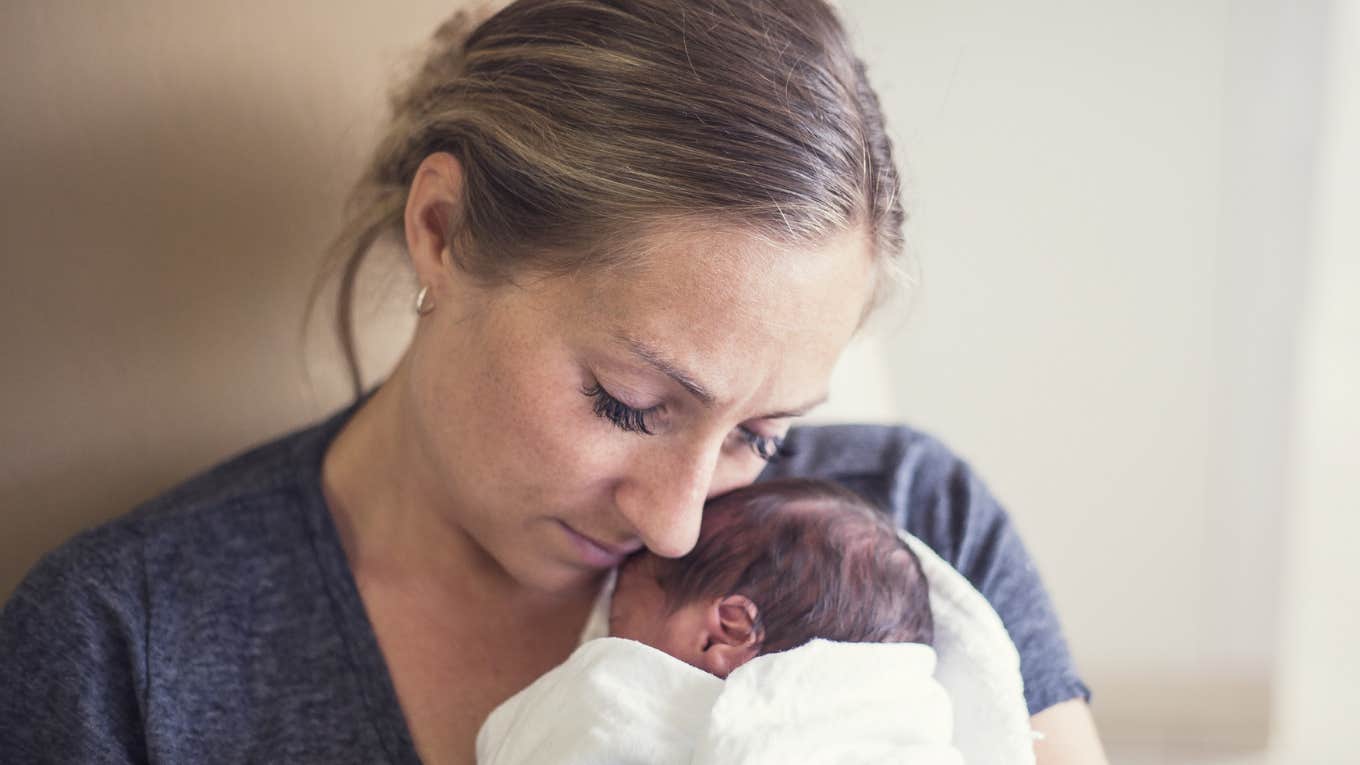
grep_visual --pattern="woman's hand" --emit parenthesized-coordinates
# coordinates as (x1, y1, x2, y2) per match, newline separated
(1031, 699, 1110, 765)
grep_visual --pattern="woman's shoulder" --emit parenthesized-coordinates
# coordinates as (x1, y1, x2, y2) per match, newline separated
(127, 408, 339, 530)
(6, 403, 349, 623)
(765, 422, 961, 479)
(759, 422, 982, 530)
(760, 421, 1011, 573)
(0, 399, 393, 762)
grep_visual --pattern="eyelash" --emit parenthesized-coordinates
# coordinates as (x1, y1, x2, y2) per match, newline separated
(582, 383, 659, 435)
(737, 426, 795, 464)
(581, 383, 795, 463)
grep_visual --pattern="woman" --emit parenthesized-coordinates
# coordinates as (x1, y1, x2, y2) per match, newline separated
(0, 1, 1106, 762)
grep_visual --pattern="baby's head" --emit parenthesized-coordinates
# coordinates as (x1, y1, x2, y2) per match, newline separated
(609, 478, 933, 678)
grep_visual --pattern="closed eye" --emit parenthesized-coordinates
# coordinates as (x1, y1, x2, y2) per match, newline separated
(737, 426, 795, 463)
(582, 383, 660, 435)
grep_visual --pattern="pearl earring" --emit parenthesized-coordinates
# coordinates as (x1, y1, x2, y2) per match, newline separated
(414, 285, 434, 315)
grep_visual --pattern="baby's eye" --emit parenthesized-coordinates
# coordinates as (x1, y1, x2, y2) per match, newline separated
(736, 426, 793, 463)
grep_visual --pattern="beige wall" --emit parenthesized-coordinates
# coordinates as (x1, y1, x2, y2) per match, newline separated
(0, 1, 448, 598)
(836, 0, 1331, 753)
(1271, 3, 1360, 760)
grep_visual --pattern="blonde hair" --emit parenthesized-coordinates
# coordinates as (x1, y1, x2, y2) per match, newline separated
(309, 0, 906, 399)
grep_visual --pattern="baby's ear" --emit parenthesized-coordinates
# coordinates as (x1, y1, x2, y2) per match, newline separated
(699, 595, 762, 678)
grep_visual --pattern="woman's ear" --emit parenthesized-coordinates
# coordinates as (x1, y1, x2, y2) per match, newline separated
(404, 151, 464, 290)
(698, 594, 762, 679)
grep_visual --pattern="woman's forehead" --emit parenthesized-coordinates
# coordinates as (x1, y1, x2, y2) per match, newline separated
(577, 225, 874, 333)
(563, 225, 876, 404)
(608, 223, 867, 290)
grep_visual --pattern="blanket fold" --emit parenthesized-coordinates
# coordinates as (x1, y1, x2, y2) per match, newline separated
(477, 637, 963, 764)
(476, 638, 721, 765)
(692, 639, 962, 765)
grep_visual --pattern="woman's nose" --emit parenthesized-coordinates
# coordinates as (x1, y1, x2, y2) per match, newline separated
(613, 439, 722, 558)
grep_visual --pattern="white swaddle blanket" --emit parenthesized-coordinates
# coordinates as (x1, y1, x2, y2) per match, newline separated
(696, 638, 961, 764)
(476, 637, 961, 765)
(476, 531, 1035, 764)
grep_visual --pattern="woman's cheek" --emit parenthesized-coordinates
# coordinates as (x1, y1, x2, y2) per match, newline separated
(497, 368, 588, 473)
(528, 392, 627, 492)
(708, 447, 765, 498)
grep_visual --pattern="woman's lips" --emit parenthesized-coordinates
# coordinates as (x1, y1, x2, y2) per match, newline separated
(558, 522, 643, 568)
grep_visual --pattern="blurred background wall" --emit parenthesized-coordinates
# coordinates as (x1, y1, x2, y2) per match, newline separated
(2, 2, 1353, 762)
(828, 1, 1334, 762)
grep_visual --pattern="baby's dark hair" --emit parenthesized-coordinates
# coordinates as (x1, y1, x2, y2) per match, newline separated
(653, 478, 933, 654)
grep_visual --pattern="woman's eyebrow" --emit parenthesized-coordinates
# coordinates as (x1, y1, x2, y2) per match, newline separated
(756, 393, 828, 421)
(615, 332, 716, 405)
(612, 331, 828, 418)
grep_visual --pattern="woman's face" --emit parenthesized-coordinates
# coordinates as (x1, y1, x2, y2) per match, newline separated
(405, 221, 875, 593)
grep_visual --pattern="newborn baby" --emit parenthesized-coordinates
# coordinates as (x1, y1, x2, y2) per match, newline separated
(476, 478, 964, 765)
(608, 477, 935, 676)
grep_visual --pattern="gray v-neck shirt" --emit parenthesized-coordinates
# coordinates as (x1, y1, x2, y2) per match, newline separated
(1, 391, 1089, 763)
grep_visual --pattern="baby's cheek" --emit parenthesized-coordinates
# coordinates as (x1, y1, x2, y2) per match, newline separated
(608, 554, 672, 642)
(606, 587, 635, 637)
(607, 590, 628, 626)
(606, 586, 646, 640)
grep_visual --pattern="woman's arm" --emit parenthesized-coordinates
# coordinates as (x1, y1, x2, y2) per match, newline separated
(1032, 699, 1110, 764)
